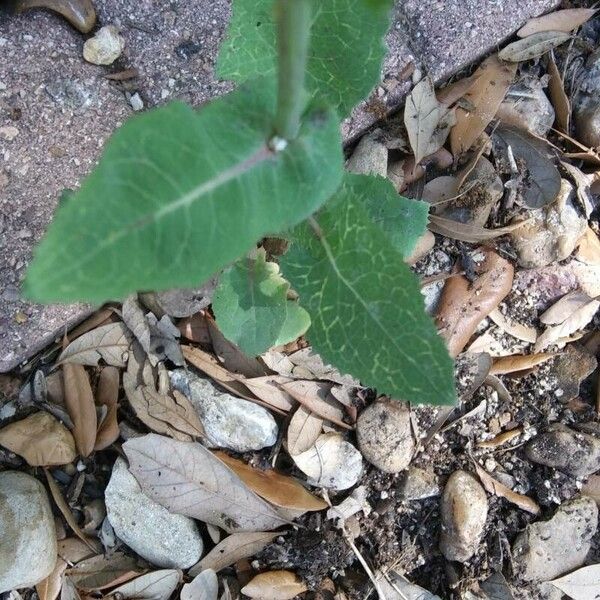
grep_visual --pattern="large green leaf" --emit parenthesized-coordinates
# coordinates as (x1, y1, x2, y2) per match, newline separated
(217, 0, 392, 117)
(213, 249, 310, 356)
(280, 173, 456, 406)
(25, 80, 343, 302)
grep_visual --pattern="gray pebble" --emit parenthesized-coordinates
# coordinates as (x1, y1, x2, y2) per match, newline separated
(398, 466, 440, 500)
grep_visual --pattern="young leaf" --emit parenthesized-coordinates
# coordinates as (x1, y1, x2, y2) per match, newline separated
(217, 0, 392, 117)
(280, 173, 456, 406)
(213, 249, 310, 356)
(25, 79, 343, 302)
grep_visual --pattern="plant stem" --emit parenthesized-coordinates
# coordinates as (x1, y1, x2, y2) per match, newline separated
(274, 0, 311, 141)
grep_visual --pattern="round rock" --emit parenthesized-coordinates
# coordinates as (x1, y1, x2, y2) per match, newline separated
(356, 399, 414, 473)
(83, 25, 125, 66)
(105, 457, 203, 568)
(0, 471, 57, 592)
(439, 470, 488, 563)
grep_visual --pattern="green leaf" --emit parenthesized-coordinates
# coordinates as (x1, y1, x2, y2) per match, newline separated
(213, 249, 310, 356)
(359, 176, 429, 259)
(280, 173, 456, 406)
(25, 79, 343, 303)
(217, 0, 392, 117)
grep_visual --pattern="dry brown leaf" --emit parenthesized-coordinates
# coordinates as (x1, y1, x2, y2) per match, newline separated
(124, 433, 288, 532)
(180, 569, 218, 600)
(428, 215, 527, 243)
(111, 569, 181, 600)
(474, 463, 540, 515)
(517, 8, 597, 36)
(281, 380, 350, 429)
(241, 571, 308, 600)
(36, 558, 68, 600)
(189, 532, 278, 576)
(576, 227, 600, 266)
(67, 308, 117, 342)
(490, 353, 555, 375)
(214, 451, 327, 512)
(450, 55, 516, 155)
(287, 406, 323, 456)
(94, 366, 120, 451)
(242, 375, 296, 412)
(0, 411, 76, 466)
(477, 428, 522, 448)
(540, 291, 594, 325)
(436, 249, 515, 357)
(66, 553, 143, 591)
(178, 312, 211, 344)
(61, 576, 81, 600)
(59, 322, 132, 367)
(437, 73, 482, 107)
(57, 538, 98, 565)
(63, 363, 97, 457)
(488, 308, 538, 343)
(123, 372, 203, 442)
(122, 296, 152, 354)
(498, 31, 571, 63)
(535, 299, 600, 351)
(422, 176, 460, 205)
(547, 52, 570, 133)
(287, 347, 359, 386)
(484, 374, 513, 403)
(45, 470, 101, 553)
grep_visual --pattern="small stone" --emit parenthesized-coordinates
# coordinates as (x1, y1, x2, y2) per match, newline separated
(0, 471, 57, 592)
(398, 466, 440, 500)
(510, 179, 587, 269)
(346, 129, 388, 177)
(525, 423, 600, 478)
(0, 126, 19, 141)
(83, 26, 125, 66)
(105, 458, 203, 569)
(170, 370, 277, 452)
(439, 470, 488, 563)
(553, 345, 597, 403)
(512, 496, 598, 582)
(356, 399, 414, 473)
(129, 93, 144, 112)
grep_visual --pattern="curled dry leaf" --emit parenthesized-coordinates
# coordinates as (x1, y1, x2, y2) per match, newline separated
(242, 376, 296, 412)
(498, 31, 571, 63)
(214, 451, 327, 512)
(490, 353, 555, 375)
(436, 249, 514, 357)
(122, 295, 152, 354)
(123, 372, 204, 442)
(190, 532, 278, 576)
(474, 463, 540, 515)
(0, 411, 76, 466)
(58, 537, 99, 565)
(547, 52, 570, 133)
(287, 347, 359, 387)
(111, 569, 181, 600)
(241, 570, 308, 600)
(36, 558, 67, 600)
(123, 433, 288, 532)
(576, 228, 600, 266)
(437, 72, 482, 107)
(181, 569, 218, 600)
(428, 215, 526, 243)
(488, 308, 537, 343)
(95, 366, 120, 451)
(477, 428, 522, 448)
(63, 363, 97, 457)
(177, 312, 210, 344)
(287, 405, 323, 456)
(540, 291, 594, 325)
(517, 8, 597, 37)
(66, 552, 143, 591)
(450, 55, 516, 155)
(147, 314, 184, 366)
(59, 322, 132, 367)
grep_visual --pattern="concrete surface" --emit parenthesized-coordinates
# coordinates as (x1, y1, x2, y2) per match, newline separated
(0, 0, 559, 372)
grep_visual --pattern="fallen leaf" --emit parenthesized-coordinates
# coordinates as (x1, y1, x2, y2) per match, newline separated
(549, 564, 600, 599)
(147, 314, 184, 366)
(576, 227, 600, 265)
(111, 569, 181, 600)
(517, 8, 597, 36)
(287, 406, 323, 456)
(450, 55, 516, 155)
(488, 308, 538, 343)
(0, 411, 76, 466)
(154, 286, 213, 318)
(561, 162, 595, 217)
(474, 463, 540, 515)
(498, 31, 571, 63)
(214, 451, 327, 512)
(61, 577, 81, 600)
(94, 366, 120, 451)
(327, 485, 370, 525)
(540, 291, 594, 325)
(547, 52, 570, 133)
(124, 433, 288, 532)
(376, 571, 442, 600)
(436, 249, 515, 357)
(37, 558, 68, 600)
(67, 553, 143, 591)
(287, 348, 359, 386)
(57, 538, 98, 565)
(63, 363, 97, 457)
(122, 295, 152, 354)
(67, 307, 118, 342)
(437, 73, 481, 107)
(190, 532, 278, 576)
(241, 375, 296, 412)
(181, 569, 218, 600)
(477, 428, 522, 448)
(59, 322, 131, 367)
(178, 312, 211, 344)
(241, 571, 307, 600)
(428, 215, 526, 243)
(490, 353, 555, 375)
(404, 76, 455, 164)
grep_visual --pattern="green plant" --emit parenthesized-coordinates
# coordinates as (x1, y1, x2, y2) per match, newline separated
(25, 0, 456, 405)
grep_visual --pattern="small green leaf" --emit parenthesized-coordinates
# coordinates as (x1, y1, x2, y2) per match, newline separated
(358, 176, 429, 259)
(217, 0, 392, 117)
(213, 249, 310, 356)
(280, 173, 456, 406)
(25, 79, 343, 302)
